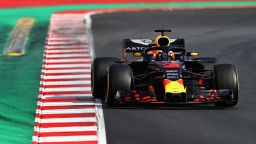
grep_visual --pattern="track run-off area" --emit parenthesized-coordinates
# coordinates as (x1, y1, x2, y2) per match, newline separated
(0, 1, 256, 144)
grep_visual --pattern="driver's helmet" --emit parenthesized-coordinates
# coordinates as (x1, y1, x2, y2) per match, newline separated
(144, 50, 176, 61)
(155, 50, 175, 61)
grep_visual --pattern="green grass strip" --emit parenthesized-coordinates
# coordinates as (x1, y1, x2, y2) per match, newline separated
(0, 19, 47, 144)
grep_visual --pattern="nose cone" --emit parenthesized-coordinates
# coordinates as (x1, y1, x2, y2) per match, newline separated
(163, 79, 186, 93)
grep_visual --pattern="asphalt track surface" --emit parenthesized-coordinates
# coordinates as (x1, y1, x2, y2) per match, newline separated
(92, 8, 256, 144)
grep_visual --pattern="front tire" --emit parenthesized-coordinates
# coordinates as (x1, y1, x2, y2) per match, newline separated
(106, 63, 132, 106)
(214, 64, 239, 107)
(91, 57, 120, 98)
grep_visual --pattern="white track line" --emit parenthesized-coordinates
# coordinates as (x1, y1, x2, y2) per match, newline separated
(45, 59, 90, 63)
(47, 41, 87, 44)
(46, 49, 89, 53)
(42, 75, 90, 79)
(36, 117, 97, 123)
(35, 126, 97, 132)
(45, 54, 90, 58)
(40, 102, 96, 107)
(42, 94, 93, 98)
(46, 45, 88, 49)
(45, 69, 91, 73)
(44, 81, 91, 85)
(41, 95, 93, 99)
(51, 17, 85, 19)
(47, 37, 88, 41)
(40, 108, 96, 114)
(38, 136, 98, 142)
(43, 64, 91, 68)
(43, 87, 91, 92)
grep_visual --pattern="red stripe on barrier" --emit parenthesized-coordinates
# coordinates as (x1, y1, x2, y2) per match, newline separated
(42, 72, 90, 76)
(46, 48, 88, 50)
(41, 84, 91, 88)
(42, 78, 91, 82)
(38, 131, 97, 137)
(47, 43, 88, 46)
(40, 105, 95, 110)
(38, 98, 94, 102)
(47, 35, 88, 38)
(44, 61, 90, 65)
(45, 56, 91, 60)
(39, 113, 96, 119)
(42, 91, 92, 95)
(35, 141, 98, 144)
(47, 38, 87, 40)
(45, 52, 89, 55)
(37, 122, 97, 128)
(44, 67, 90, 70)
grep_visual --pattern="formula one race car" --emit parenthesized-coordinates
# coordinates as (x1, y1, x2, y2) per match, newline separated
(91, 29, 239, 107)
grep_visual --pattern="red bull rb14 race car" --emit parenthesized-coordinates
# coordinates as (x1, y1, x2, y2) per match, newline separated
(91, 29, 239, 107)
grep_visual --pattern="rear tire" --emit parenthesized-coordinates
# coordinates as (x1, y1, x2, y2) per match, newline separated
(106, 64, 132, 106)
(91, 57, 120, 98)
(214, 64, 239, 107)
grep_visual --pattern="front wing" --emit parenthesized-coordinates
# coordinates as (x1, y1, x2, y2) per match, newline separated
(114, 89, 232, 105)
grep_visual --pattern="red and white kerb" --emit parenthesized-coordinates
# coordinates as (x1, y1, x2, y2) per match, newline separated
(32, 13, 104, 144)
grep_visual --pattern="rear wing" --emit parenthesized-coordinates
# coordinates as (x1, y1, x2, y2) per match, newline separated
(122, 38, 185, 53)
(122, 39, 153, 52)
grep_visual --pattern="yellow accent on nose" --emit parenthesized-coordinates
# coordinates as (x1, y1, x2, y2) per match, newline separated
(164, 80, 186, 93)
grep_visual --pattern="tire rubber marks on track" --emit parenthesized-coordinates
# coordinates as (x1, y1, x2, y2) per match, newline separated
(33, 13, 103, 144)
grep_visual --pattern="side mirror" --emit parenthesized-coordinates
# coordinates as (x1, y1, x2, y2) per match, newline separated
(133, 52, 142, 57)
(186, 52, 199, 56)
